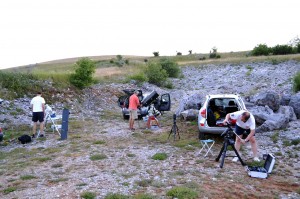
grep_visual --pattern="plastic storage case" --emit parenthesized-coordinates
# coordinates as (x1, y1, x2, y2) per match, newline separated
(247, 153, 275, 179)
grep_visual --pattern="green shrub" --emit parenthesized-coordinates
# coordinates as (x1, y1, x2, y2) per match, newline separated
(20, 175, 36, 180)
(90, 154, 107, 161)
(127, 73, 148, 84)
(105, 193, 129, 199)
(272, 44, 293, 55)
(0, 71, 40, 98)
(145, 63, 168, 86)
(93, 140, 106, 145)
(176, 52, 182, 56)
(251, 44, 271, 56)
(151, 152, 168, 160)
(69, 58, 96, 89)
(164, 80, 174, 89)
(153, 52, 159, 57)
(291, 139, 300, 145)
(80, 191, 97, 199)
(293, 71, 300, 92)
(159, 58, 180, 78)
(166, 186, 198, 199)
(3, 187, 17, 194)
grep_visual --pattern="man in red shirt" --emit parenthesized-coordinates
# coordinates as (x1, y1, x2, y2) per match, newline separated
(128, 90, 140, 131)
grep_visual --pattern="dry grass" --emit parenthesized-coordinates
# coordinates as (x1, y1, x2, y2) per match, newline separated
(178, 53, 300, 66)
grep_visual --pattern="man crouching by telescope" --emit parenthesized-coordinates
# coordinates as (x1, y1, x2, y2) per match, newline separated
(223, 110, 260, 162)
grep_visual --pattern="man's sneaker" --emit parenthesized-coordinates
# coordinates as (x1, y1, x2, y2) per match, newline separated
(39, 134, 44, 138)
(232, 157, 239, 162)
(32, 134, 36, 138)
(254, 157, 260, 162)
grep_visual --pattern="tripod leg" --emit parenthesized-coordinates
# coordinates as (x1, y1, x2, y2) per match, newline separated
(231, 144, 246, 166)
(215, 142, 225, 162)
(219, 141, 229, 168)
(176, 125, 180, 140)
(173, 125, 176, 141)
(168, 128, 173, 140)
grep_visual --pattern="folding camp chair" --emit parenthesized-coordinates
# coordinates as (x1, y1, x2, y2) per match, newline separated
(44, 105, 61, 136)
(198, 139, 215, 157)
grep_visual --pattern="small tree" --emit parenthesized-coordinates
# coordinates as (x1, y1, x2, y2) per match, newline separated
(159, 58, 180, 78)
(251, 44, 271, 56)
(176, 52, 182, 56)
(69, 58, 96, 89)
(188, 50, 192, 54)
(153, 51, 159, 57)
(272, 44, 293, 55)
(145, 62, 168, 86)
(209, 47, 219, 58)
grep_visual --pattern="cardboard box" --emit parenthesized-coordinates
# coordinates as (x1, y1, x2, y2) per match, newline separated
(247, 153, 275, 179)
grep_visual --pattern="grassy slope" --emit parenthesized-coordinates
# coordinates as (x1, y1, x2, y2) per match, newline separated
(3, 52, 300, 82)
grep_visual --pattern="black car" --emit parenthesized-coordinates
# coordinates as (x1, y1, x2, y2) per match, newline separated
(118, 89, 171, 119)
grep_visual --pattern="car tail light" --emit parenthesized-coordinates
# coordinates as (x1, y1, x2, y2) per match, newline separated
(200, 109, 206, 118)
(200, 122, 205, 127)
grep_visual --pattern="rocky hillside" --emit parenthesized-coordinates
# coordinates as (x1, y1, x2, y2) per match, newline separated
(0, 60, 300, 198)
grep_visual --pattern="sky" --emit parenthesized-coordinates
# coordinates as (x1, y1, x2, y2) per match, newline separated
(0, 0, 299, 69)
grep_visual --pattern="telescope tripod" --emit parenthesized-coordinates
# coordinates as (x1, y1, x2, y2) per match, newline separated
(215, 133, 245, 168)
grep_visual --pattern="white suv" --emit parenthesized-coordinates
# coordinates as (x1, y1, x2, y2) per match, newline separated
(198, 94, 246, 139)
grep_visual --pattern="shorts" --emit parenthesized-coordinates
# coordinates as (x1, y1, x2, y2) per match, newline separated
(235, 125, 255, 137)
(32, 112, 44, 123)
(129, 109, 138, 120)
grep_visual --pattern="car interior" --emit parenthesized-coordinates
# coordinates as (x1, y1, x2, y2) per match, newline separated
(207, 98, 239, 127)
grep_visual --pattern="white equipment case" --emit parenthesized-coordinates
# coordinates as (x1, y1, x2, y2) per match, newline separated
(246, 153, 275, 179)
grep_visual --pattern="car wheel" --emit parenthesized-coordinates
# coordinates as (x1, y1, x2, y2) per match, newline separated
(199, 130, 205, 140)
(123, 114, 129, 120)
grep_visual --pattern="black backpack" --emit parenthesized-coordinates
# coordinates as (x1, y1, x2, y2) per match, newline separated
(18, 134, 32, 144)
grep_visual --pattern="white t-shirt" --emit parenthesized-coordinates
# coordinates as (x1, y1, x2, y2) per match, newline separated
(229, 110, 255, 130)
(30, 95, 45, 112)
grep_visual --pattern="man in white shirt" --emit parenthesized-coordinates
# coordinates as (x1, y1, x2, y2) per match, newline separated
(30, 92, 46, 137)
(223, 110, 260, 162)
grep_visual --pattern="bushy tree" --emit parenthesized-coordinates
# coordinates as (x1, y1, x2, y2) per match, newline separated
(69, 58, 96, 89)
(153, 51, 159, 57)
(297, 43, 300, 53)
(209, 47, 220, 58)
(251, 44, 271, 56)
(159, 58, 180, 78)
(145, 62, 168, 86)
(272, 44, 293, 55)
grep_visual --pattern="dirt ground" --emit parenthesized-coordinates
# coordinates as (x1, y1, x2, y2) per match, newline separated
(0, 109, 299, 199)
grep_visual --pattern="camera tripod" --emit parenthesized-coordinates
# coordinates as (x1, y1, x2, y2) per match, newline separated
(168, 114, 180, 141)
(216, 123, 245, 168)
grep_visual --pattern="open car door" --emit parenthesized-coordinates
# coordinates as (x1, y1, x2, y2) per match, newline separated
(158, 93, 171, 111)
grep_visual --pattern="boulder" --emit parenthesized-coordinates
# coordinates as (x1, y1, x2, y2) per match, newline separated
(280, 94, 291, 106)
(180, 109, 198, 121)
(250, 106, 289, 133)
(278, 106, 297, 122)
(175, 93, 203, 116)
(289, 92, 300, 119)
(254, 91, 280, 111)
